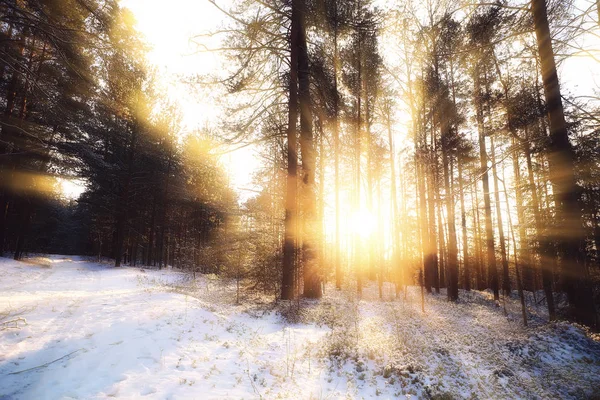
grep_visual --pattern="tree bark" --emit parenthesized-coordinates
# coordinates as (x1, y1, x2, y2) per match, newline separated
(531, 0, 595, 326)
(475, 66, 499, 300)
(458, 160, 470, 290)
(525, 128, 555, 317)
(443, 143, 459, 301)
(333, 11, 342, 290)
(298, 0, 320, 299)
(281, 0, 300, 300)
(490, 137, 510, 295)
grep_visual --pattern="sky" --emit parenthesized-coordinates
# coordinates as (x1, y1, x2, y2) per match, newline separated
(121, 0, 260, 202)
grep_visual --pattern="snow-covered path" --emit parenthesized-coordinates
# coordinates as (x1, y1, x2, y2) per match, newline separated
(1, 256, 600, 399)
(0, 256, 327, 399)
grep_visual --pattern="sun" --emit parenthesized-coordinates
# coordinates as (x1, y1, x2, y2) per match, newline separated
(351, 209, 376, 239)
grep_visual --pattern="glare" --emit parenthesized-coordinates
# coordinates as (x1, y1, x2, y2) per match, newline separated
(121, 0, 254, 193)
(351, 209, 376, 239)
(59, 178, 85, 200)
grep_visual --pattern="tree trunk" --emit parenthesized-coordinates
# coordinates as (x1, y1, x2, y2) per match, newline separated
(318, 119, 326, 286)
(333, 15, 342, 290)
(502, 170, 528, 326)
(531, 0, 596, 327)
(281, 0, 300, 300)
(436, 190, 445, 291)
(472, 179, 485, 290)
(0, 197, 8, 256)
(426, 162, 439, 293)
(387, 113, 400, 290)
(443, 145, 459, 301)
(512, 138, 533, 291)
(355, 32, 363, 297)
(524, 128, 555, 318)
(475, 67, 499, 300)
(158, 155, 172, 269)
(416, 145, 431, 293)
(366, 103, 375, 282)
(490, 137, 510, 295)
(147, 194, 157, 266)
(298, 0, 320, 299)
(458, 160, 470, 291)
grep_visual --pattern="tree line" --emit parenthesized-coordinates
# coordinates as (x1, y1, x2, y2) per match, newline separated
(0, 0, 235, 272)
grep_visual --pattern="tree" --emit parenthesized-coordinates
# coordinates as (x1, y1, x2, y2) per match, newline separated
(531, 0, 597, 327)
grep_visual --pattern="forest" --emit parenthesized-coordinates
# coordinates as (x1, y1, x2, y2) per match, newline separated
(1, 0, 600, 398)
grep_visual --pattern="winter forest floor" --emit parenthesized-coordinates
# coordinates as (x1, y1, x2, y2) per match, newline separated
(1, 256, 599, 399)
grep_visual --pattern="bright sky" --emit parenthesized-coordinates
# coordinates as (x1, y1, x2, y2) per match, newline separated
(121, 0, 260, 202)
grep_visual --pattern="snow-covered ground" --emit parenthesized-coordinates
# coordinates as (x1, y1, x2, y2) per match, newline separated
(1, 256, 599, 399)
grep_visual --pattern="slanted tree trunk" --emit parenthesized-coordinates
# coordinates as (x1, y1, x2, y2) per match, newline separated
(531, 0, 596, 327)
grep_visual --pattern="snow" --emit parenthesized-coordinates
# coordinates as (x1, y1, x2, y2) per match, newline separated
(1, 256, 599, 399)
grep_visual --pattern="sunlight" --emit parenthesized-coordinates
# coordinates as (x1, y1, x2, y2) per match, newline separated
(2, 0, 600, 398)
(59, 178, 86, 200)
(122, 0, 256, 195)
(0, 171, 57, 197)
(351, 209, 376, 239)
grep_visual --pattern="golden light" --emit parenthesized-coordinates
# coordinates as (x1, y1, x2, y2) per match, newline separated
(0, 171, 57, 197)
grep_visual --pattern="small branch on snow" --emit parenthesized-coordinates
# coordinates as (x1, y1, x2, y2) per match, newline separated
(245, 360, 263, 399)
(8, 349, 84, 375)
(0, 317, 27, 331)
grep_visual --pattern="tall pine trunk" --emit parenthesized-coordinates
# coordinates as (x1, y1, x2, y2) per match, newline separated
(443, 143, 459, 301)
(490, 137, 510, 295)
(333, 12, 342, 290)
(387, 114, 400, 290)
(531, 0, 596, 327)
(298, 0, 320, 298)
(525, 127, 555, 317)
(512, 138, 533, 291)
(475, 67, 499, 300)
(458, 160, 470, 290)
(281, 0, 300, 300)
